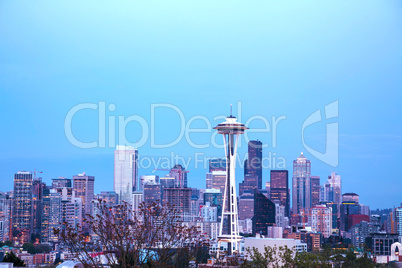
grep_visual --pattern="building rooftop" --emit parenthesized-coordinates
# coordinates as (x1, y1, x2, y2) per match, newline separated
(343, 193, 359, 196)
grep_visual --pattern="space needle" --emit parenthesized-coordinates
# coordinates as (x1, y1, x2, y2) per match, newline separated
(214, 106, 248, 256)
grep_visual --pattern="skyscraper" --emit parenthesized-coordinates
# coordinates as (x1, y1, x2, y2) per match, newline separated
(132, 191, 143, 213)
(342, 192, 359, 203)
(309, 205, 332, 238)
(163, 188, 192, 220)
(270, 170, 290, 218)
(292, 153, 311, 219)
(252, 190, 275, 236)
(65, 197, 82, 231)
(238, 191, 254, 220)
(139, 175, 159, 191)
(209, 158, 226, 172)
(95, 191, 119, 207)
(245, 140, 262, 190)
(160, 177, 175, 201)
(322, 172, 342, 206)
(340, 193, 361, 231)
(42, 188, 62, 243)
(0, 193, 12, 242)
(32, 178, 45, 237)
(394, 207, 402, 237)
(114, 145, 138, 204)
(238, 174, 258, 196)
(169, 164, 187, 188)
(143, 182, 162, 204)
(204, 189, 223, 217)
(73, 173, 95, 227)
(12, 171, 33, 244)
(206, 171, 226, 194)
(52, 177, 72, 188)
(310, 176, 320, 207)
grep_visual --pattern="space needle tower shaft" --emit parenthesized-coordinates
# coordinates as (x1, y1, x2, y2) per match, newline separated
(214, 106, 248, 256)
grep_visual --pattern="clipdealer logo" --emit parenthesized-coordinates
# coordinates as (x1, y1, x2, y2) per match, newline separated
(64, 101, 338, 168)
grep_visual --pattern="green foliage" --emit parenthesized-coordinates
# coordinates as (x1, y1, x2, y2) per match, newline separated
(34, 244, 52, 253)
(30, 232, 41, 244)
(0, 240, 13, 247)
(2, 251, 26, 267)
(242, 245, 376, 268)
(22, 243, 52, 254)
(22, 242, 35, 254)
(241, 245, 295, 268)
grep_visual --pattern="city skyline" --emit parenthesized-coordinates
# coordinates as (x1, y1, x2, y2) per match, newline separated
(1, 1, 402, 266)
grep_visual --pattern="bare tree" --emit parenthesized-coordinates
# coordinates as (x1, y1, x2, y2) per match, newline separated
(55, 200, 209, 268)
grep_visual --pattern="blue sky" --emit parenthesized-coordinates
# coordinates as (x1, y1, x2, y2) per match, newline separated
(0, 1, 401, 209)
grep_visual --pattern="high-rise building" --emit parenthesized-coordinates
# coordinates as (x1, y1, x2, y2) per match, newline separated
(32, 178, 45, 237)
(245, 140, 263, 190)
(209, 158, 226, 172)
(95, 191, 119, 207)
(160, 177, 175, 201)
(360, 204, 370, 216)
(292, 153, 311, 219)
(309, 205, 332, 238)
(238, 191, 254, 220)
(204, 189, 223, 217)
(65, 197, 82, 231)
(351, 221, 378, 247)
(394, 207, 402, 237)
(132, 191, 143, 213)
(48, 189, 62, 243)
(139, 175, 159, 191)
(265, 181, 271, 198)
(321, 173, 342, 206)
(206, 171, 226, 194)
(275, 203, 287, 228)
(73, 173, 95, 227)
(169, 164, 187, 188)
(270, 170, 290, 218)
(322, 202, 339, 229)
(12, 171, 33, 244)
(310, 176, 320, 207)
(340, 194, 361, 232)
(0, 193, 12, 242)
(53, 178, 73, 202)
(52, 177, 72, 188)
(239, 174, 258, 196)
(252, 190, 275, 236)
(41, 186, 51, 243)
(143, 182, 162, 204)
(190, 194, 199, 217)
(160, 177, 175, 189)
(342, 193, 359, 203)
(114, 145, 138, 204)
(163, 188, 192, 220)
(201, 202, 218, 222)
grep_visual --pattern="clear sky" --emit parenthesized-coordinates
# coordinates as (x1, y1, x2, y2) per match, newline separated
(1, 1, 401, 209)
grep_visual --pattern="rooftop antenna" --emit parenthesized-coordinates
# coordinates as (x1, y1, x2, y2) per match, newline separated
(230, 104, 232, 117)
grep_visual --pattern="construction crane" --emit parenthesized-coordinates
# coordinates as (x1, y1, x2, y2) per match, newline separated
(154, 167, 189, 188)
(33, 169, 43, 178)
